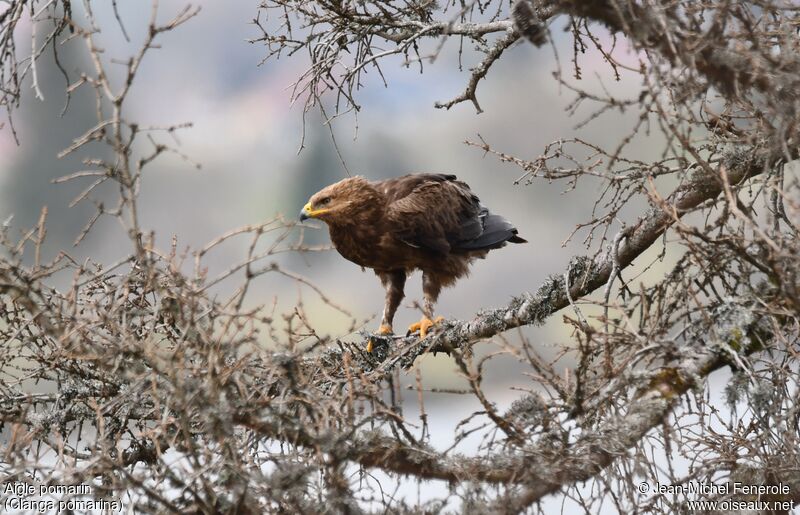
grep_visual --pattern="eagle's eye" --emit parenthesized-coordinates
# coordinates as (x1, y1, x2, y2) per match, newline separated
(318, 197, 332, 206)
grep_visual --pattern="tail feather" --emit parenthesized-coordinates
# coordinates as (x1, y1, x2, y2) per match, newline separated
(456, 213, 526, 250)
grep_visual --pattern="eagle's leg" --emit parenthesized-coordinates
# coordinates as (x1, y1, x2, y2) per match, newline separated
(367, 270, 406, 352)
(408, 272, 445, 339)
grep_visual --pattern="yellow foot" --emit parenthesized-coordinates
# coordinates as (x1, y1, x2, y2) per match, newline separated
(407, 316, 445, 339)
(367, 324, 393, 352)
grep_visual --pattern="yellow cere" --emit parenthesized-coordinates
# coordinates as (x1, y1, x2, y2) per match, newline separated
(303, 202, 330, 218)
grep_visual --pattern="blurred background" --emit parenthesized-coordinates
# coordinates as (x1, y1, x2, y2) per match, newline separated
(1, 1, 680, 508)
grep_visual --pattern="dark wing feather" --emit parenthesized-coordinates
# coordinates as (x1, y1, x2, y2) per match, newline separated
(455, 212, 525, 250)
(382, 174, 525, 254)
(385, 177, 472, 253)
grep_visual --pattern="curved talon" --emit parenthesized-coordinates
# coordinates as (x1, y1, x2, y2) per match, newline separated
(407, 316, 444, 339)
(367, 324, 394, 352)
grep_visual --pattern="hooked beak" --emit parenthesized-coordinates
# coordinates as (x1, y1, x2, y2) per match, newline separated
(299, 202, 311, 221)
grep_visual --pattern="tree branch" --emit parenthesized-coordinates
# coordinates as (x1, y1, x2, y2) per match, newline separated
(434, 30, 519, 113)
(524, 0, 800, 100)
(486, 305, 773, 512)
(233, 285, 776, 498)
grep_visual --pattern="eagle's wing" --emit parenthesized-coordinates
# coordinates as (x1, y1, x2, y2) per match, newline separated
(381, 174, 524, 254)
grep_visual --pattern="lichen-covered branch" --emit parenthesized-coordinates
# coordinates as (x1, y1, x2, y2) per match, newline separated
(524, 0, 800, 102)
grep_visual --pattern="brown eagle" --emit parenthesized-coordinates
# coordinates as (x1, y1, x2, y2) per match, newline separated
(300, 173, 526, 349)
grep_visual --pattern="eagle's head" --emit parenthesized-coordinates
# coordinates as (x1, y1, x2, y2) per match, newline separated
(300, 177, 383, 225)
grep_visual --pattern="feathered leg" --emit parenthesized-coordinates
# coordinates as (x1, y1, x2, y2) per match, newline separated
(367, 270, 405, 352)
(408, 271, 444, 339)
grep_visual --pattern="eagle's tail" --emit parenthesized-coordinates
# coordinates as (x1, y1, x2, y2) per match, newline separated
(457, 212, 526, 250)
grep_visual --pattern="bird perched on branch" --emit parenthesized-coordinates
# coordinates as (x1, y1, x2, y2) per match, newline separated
(300, 173, 526, 350)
